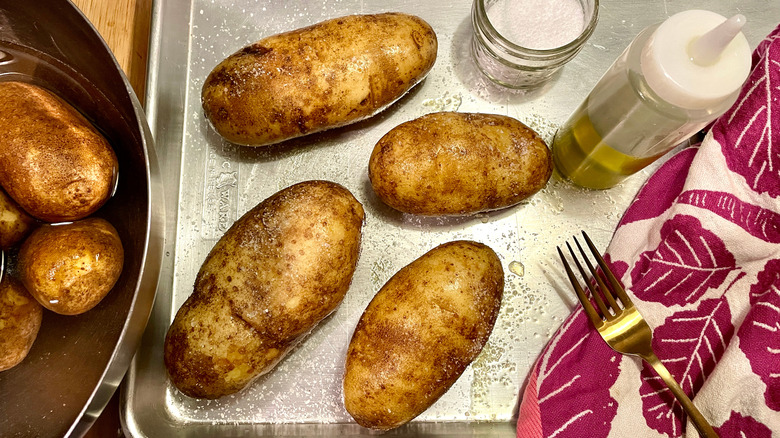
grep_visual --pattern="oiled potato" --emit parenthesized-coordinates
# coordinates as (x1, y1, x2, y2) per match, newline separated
(0, 82, 118, 222)
(165, 180, 365, 399)
(0, 276, 43, 372)
(202, 13, 437, 146)
(344, 240, 504, 430)
(18, 218, 124, 315)
(369, 112, 553, 215)
(0, 188, 36, 249)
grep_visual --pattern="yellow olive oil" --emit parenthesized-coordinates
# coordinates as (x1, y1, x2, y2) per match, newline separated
(553, 110, 664, 190)
(551, 17, 745, 191)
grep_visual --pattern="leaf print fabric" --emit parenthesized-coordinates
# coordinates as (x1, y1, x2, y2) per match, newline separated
(517, 24, 780, 438)
(631, 215, 736, 307)
(677, 191, 780, 244)
(713, 29, 780, 197)
(619, 148, 697, 227)
(533, 310, 621, 438)
(639, 299, 734, 437)
(738, 258, 780, 411)
(715, 411, 773, 438)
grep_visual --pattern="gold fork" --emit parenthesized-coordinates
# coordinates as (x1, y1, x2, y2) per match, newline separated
(557, 231, 718, 438)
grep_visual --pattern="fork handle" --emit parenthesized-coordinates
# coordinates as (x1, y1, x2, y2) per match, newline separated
(642, 352, 719, 438)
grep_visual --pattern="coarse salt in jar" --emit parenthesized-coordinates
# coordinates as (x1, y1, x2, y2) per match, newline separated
(471, 0, 599, 89)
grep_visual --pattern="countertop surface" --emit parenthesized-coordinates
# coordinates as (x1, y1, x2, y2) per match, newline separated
(70, 0, 151, 436)
(72, 0, 151, 100)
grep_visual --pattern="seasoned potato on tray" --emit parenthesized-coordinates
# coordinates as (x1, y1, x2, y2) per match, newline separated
(165, 180, 365, 399)
(369, 111, 553, 216)
(202, 13, 438, 146)
(344, 240, 504, 430)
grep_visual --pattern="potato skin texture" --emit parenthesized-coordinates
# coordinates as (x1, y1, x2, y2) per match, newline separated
(0, 188, 36, 249)
(202, 13, 438, 146)
(344, 240, 504, 430)
(369, 112, 553, 216)
(0, 82, 118, 222)
(0, 276, 43, 372)
(165, 180, 365, 399)
(17, 218, 124, 315)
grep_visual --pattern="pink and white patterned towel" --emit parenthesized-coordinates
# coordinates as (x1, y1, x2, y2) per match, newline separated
(516, 25, 780, 437)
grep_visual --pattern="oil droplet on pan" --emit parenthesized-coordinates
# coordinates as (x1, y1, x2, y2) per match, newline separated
(509, 261, 524, 277)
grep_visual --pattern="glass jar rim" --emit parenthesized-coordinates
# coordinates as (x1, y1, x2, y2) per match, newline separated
(474, 0, 600, 55)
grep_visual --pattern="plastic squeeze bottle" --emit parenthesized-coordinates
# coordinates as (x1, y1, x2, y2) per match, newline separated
(552, 10, 752, 189)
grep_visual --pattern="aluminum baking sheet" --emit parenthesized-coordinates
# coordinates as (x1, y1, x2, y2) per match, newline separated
(123, 0, 778, 436)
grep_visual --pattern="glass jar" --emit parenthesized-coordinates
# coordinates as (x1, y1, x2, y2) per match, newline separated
(470, 0, 599, 89)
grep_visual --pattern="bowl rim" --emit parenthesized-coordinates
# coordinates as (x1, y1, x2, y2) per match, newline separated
(64, 4, 166, 436)
(0, 1, 165, 436)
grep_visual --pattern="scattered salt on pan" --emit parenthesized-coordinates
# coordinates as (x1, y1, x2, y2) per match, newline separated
(486, 0, 586, 49)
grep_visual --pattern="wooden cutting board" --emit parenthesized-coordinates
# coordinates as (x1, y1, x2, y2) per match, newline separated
(72, 0, 152, 101)
(71, 1, 153, 435)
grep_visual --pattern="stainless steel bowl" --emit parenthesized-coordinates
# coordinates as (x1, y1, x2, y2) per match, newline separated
(0, 1, 164, 436)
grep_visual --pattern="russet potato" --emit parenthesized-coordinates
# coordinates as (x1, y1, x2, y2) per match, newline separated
(0, 82, 118, 222)
(17, 218, 124, 315)
(369, 112, 553, 216)
(343, 240, 504, 430)
(0, 276, 43, 372)
(164, 180, 364, 399)
(0, 188, 36, 250)
(202, 13, 438, 146)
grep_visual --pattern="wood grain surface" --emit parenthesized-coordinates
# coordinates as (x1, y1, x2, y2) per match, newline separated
(72, 0, 152, 101)
(70, 1, 153, 436)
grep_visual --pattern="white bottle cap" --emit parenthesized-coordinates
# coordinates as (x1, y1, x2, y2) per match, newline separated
(641, 10, 751, 110)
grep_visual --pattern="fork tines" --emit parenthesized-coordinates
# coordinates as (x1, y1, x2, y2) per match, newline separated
(557, 231, 633, 326)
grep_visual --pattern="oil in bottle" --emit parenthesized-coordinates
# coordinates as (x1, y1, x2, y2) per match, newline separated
(552, 11, 752, 189)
